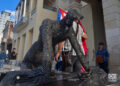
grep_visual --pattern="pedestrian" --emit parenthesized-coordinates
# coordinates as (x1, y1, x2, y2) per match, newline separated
(96, 42, 109, 73)
(10, 48, 17, 70)
(71, 18, 88, 72)
(0, 50, 7, 68)
(5, 50, 9, 63)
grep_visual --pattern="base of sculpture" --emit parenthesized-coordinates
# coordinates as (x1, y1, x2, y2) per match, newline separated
(0, 67, 109, 86)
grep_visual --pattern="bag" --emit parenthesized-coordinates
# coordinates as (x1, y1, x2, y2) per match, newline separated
(63, 51, 72, 67)
(96, 54, 104, 63)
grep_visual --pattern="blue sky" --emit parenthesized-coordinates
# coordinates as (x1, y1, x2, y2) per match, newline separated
(0, 0, 20, 20)
(0, 0, 20, 12)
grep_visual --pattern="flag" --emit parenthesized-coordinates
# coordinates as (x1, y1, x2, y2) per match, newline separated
(57, 8, 67, 21)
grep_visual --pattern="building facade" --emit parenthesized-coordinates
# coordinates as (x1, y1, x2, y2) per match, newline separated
(1, 21, 14, 53)
(13, 0, 57, 62)
(0, 11, 11, 35)
(13, 0, 120, 74)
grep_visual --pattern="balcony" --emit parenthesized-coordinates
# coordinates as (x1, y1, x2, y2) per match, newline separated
(13, 16, 29, 33)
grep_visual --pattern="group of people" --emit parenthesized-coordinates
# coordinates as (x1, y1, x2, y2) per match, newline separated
(0, 48, 17, 69)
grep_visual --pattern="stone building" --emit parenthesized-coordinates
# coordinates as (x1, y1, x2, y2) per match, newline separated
(13, 0, 57, 62)
(1, 20, 14, 53)
(0, 11, 11, 45)
(0, 11, 11, 35)
(13, 0, 120, 74)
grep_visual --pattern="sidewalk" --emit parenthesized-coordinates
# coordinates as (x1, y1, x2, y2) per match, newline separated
(0, 64, 20, 73)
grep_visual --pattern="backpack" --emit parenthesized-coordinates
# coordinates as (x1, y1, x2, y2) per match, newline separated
(96, 54, 104, 63)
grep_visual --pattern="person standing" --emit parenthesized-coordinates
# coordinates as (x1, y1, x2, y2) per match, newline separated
(0, 50, 7, 68)
(96, 42, 109, 73)
(10, 48, 17, 70)
(71, 19, 88, 72)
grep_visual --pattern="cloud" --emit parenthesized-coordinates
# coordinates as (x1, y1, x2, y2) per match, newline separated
(5, 10, 15, 21)
(5, 10, 15, 16)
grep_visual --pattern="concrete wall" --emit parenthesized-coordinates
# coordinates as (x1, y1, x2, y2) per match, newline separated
(102, 0, 120, 74)
(91, 0, 107, 50)
(80, 4, 95, 66)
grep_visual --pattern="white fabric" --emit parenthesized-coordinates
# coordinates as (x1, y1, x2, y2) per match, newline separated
(72, 21, 84, 55)
(63, 21, 85, 55)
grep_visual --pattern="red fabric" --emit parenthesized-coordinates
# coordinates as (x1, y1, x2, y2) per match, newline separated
(81, 65, 86, 72)
(59, 8, 67, 18)
(79, 21, 87, 56)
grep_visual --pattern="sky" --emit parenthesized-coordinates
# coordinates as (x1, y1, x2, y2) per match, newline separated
(0, 0, 20, 12)
(0, 0, 20, 20)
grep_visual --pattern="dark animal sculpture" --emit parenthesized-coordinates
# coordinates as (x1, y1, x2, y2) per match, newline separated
(0, 9, 107, 86)
(23, 9, 89, 72)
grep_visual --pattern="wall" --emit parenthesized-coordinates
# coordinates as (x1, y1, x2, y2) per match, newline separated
(102, 0, 120, 74)
(34, 0, 57, 42)
(80, 4, 95, 66)
(91, 0, 107, 50)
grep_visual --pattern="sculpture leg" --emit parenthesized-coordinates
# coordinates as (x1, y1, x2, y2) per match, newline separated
(68, 28, 90, 72)
(41, 25, 54, 72)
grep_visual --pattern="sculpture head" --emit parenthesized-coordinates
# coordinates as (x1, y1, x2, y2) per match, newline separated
(65, 9, 83, 26)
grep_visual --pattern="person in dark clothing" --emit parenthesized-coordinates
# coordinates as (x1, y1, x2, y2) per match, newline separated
(10, 48, 17, 70)
(11, 48, 17, 60)
(96, 42, 109, 73)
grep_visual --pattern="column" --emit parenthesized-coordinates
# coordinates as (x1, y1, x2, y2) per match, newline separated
(18, 6, 21, 21)
(16, 38, 20, 61)
(21, 34, 26, 59)
(29, 0, 32, 18)
(23, 32, 29, 57)
(20, 1, 23, 20)
(15, 10, 18, 24)
(23, 0, 27, 17)
(17, 37, 23, 61)
(102, 0, 120, 74)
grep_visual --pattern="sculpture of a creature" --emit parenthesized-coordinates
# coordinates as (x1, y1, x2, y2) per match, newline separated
(0, 9, 107, 86)
(23, 9, 89, 72)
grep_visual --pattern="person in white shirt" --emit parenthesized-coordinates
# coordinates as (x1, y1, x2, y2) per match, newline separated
(72, 18, 88, 72)
(55, 18, 88, 72)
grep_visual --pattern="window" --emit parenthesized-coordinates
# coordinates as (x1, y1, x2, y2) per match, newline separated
(43, 0, 57, 11)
